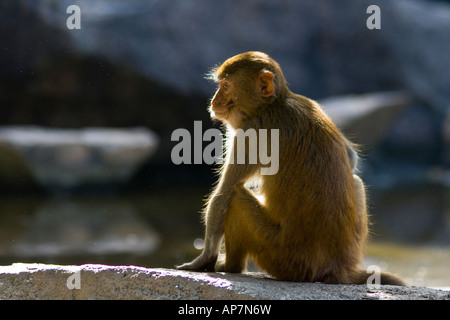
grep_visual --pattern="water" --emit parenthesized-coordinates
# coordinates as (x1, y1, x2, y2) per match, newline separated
(0, 189, 206, 269)
(364, 185, 450, 289)
(0, 186, 449, 289)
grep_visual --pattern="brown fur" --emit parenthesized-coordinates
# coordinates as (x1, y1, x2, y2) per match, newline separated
(177, 51, 405, 286)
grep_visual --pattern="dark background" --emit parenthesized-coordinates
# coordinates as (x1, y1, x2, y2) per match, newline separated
(0, 0, 449, 288)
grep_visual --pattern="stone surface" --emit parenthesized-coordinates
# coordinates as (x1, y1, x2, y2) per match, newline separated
(320, 91, 408, 146)
(0, 263, 448, 300)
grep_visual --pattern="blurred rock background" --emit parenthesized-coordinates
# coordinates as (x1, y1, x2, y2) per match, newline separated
(0, 0, 449, 288)
(1, 0, 449, 178)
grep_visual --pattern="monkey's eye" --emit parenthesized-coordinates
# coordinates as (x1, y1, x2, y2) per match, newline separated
(221, 81, 231, 92)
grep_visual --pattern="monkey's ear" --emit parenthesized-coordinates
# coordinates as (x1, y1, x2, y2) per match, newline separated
(258, 71, 275, 97)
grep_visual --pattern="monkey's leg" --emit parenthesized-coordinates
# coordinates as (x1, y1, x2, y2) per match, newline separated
(221, 184, 280, 273)
(221, 213, 247, 273)
(176, 215, 223, 271)
(176, 193, 228, 271)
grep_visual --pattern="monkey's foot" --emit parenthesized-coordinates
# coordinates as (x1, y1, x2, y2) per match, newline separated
(176, 255, 218, 272)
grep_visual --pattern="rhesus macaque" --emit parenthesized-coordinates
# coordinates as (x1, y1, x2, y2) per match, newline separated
(178, 52, 405, 285)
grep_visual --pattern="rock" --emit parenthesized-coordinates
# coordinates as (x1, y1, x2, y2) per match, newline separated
(2, 0, 449, 170)
(0, 126, 159, 192)
(369, 185, 448, 244)
(0, 140, 38, 191)
(381, 103, 442, 164)
(14, 0, 396, 97)
(12, 0, 450, 112)
(442, 108, 450, 167)
(0, 263, 448, 300)
(434, 108, 450, 186)
(320, 91, 408, 146)
(2, 0, 449, 183)
(382, 0, 450, 114)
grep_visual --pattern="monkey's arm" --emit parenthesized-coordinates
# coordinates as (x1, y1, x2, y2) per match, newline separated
(177, 138, 258, 271)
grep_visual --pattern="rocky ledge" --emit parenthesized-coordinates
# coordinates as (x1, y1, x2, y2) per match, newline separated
(0, 263, 448, 300)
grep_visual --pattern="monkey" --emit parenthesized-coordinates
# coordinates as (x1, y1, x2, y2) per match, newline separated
(177, 51, 405, 285)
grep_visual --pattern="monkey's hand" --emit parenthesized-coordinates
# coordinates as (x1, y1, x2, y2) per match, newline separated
(176, 252, 218, 272)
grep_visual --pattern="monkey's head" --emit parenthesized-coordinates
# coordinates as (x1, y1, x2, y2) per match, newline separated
(208, 51, 287, 129)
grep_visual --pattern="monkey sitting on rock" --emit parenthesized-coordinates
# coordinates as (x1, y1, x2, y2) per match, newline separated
(178, 51, 405, 286)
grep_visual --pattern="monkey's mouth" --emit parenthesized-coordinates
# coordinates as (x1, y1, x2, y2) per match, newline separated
(212, 110, 228, 119)
(212, 103, 234, 116)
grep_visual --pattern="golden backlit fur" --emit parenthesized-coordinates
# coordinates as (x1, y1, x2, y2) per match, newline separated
(177, 51, 405, 285)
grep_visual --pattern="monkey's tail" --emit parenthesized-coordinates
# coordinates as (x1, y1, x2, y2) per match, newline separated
(346, 269, 407, 286)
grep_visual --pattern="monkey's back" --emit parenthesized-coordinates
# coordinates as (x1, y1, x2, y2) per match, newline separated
(257, 94, 363, 282)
